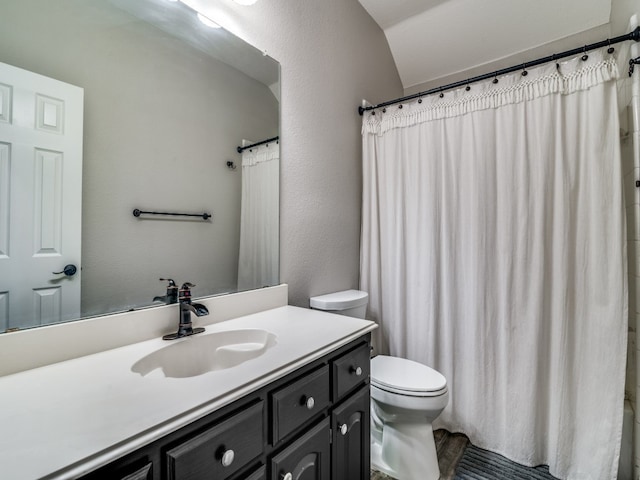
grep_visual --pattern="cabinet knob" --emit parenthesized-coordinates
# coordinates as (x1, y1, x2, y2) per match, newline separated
(221, 449, 235, 467)
(281, 472, 293, 480)
(303, 396, 315, 410)
(351, 366, 363, 376)
(339, 423, 348, 435)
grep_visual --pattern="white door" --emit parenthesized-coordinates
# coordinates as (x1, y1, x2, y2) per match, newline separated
(0, 62, 83, 331)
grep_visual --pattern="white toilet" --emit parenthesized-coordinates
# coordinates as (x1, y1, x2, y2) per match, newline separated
(310, 290, 449, 480)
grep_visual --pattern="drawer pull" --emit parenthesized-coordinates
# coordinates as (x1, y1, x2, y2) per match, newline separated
(221, 449, 235, 467)
(302, 396, 315, 410)
(339, 423, 348, 435)
(281, 472, 293, 480)
(351, 366, 363, 376)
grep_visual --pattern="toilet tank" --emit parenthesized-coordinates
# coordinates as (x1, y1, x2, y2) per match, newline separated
(309, 290, 368, 319)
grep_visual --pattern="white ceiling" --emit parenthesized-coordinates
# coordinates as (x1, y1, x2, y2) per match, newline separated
(358, 0, 613, 90)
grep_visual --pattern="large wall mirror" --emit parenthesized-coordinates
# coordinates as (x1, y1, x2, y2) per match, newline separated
(0, 0, 280, 333)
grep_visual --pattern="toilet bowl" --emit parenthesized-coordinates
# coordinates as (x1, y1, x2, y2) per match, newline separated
(309, 290, 449, 480)
(370, 355, 448, 480)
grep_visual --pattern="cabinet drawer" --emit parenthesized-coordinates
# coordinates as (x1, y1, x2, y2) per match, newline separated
(121, 463, 152, 480)
(78, 457, 152, 480)
(271, 365, 330, 443)
(166, 401, 264, 480)
(332, 342, 370, 401)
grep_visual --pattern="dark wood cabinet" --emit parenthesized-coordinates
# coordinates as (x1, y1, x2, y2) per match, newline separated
(79, 457, 153, 480)
(166, 401, 264, 480)
(270, 418, 330, 480)
(331, 387, 370, 480)
(271, 365, 330, 443)
(245, 465, 267, 480)
(331, 342, 370, 401)
(79, 335, 370, 480)
(122, 463, 153, 480)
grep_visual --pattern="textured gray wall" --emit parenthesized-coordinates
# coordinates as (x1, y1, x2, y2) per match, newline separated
(203, 0, 403, 307)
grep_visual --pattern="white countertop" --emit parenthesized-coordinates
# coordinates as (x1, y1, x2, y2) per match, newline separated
(0, 305, 376, 480)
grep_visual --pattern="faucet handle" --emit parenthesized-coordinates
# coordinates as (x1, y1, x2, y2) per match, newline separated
(179, 282, 196, 302)
(156, 278, 179, 304)
(159, 278, 178, 289)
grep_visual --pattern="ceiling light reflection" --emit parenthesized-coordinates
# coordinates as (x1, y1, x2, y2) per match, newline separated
(197, 12, 221, 28)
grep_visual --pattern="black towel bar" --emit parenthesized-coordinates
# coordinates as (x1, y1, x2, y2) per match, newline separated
(133, 209, 211, 220)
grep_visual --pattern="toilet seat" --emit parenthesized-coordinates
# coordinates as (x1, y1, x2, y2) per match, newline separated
(371, 355, 447, 397)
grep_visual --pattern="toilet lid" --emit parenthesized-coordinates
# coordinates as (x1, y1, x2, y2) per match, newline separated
(371, 355, 447, 394)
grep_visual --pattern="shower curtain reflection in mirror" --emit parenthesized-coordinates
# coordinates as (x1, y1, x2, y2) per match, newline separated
(237, 141, 279, 291)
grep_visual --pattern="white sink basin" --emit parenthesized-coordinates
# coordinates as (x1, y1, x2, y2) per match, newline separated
(131, 329, 277, 378)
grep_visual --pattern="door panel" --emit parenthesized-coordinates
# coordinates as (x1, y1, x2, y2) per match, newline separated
(33, 287, 61, 325)
(33, 148, 63, 256)
(0, 291, 7, 331)
(0, 142, 9, 258)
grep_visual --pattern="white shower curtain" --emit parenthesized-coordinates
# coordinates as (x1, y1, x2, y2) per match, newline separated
(361, 49, 627, 479)
(237, 141, 279, 291)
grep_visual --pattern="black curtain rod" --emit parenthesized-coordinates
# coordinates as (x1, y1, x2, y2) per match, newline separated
(358, 27, 640, 116)
(237, 136, 279, 153)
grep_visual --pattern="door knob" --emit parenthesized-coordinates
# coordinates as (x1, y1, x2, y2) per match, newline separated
(53, 264, 77, 276)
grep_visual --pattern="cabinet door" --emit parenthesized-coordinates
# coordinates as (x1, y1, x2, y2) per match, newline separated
(270, 418, 330, 480)
(331, 386, 370, 480)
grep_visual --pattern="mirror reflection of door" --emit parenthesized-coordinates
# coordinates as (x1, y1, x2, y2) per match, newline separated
(0, 62, 83, 331)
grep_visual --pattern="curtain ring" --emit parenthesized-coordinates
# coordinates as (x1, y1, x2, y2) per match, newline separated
(439, 87, 444, 98)
(418, 97, 423, 104)
(581, 46, 589, 61)
(465, 82, 471, 91)
(521, 62, 528, 76)
(552, 53, 559, 69)
(382, 107, 386, 113)
(398, 104, 403, 109)
(492, 73, 499, 84)
(371, 110, 375, 116)
(607, 39, 615, 54)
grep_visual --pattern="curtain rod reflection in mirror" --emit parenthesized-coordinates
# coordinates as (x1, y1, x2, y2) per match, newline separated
(132, 209, 212, 220)
(237, 136, 279, 153)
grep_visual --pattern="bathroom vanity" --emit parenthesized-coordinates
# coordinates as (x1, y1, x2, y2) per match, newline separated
(0, 286, 376, 480)
(81, 335, 371, 480)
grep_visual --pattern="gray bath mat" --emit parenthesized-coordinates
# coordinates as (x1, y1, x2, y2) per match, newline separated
(455, 445, 559, 480)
